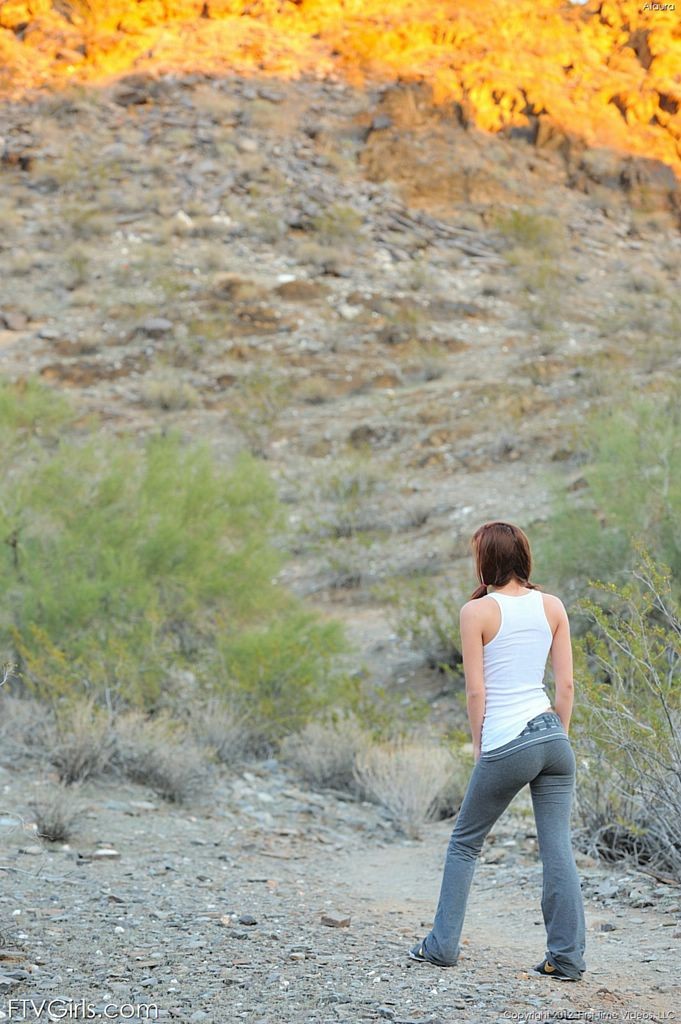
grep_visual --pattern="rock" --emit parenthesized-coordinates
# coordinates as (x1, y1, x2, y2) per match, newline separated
(597, 922, 617, 932)
(273, 280, 327, 302)
(37, 325, 60, 340)
(136, 317, 173, 338)
(113, 74, 162, 107)
(0, 310, 28, 331)
(337, 303, 362, 321)
(320, 913, 351, 928)
(212, 274, 266, 302)
(578, 148, 624, 189)
(258, 88, 284, 103)
(91, 848, 121, 860)
(621, 156, 680, 210)
(238, 914, 257, 926)
(372, 115, 393, 132)
(236, 137, 258, 154)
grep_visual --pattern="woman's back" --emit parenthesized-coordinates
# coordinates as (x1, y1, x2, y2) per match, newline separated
(480, 588, 553, 752)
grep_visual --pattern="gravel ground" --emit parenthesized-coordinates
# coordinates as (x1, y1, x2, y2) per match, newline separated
(1, 759, 678, 1023)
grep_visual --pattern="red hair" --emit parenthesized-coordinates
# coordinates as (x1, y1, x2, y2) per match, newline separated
(470, 521, 541, 600)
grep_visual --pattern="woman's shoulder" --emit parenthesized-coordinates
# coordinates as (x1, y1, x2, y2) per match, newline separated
(537, 590, 569, 632)
(460, 595, 496, 618)
(538, 590, 567, 611)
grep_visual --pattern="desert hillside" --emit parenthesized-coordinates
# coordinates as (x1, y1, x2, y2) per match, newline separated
(0, 5, 679, 1019)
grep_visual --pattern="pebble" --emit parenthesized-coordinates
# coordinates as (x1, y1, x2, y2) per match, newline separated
(321, 913, 351, 928)
(136, 317, 173, 338)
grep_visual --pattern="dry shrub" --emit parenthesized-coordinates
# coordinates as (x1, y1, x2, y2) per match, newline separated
(113, 711, 211, 804)
(48, 699, 116, 785)
(354, 738, 460, 838)
(31, 784, 83, 843)
(573, 550, 681, 878)
(280, 714, 372, 793)
(140, 374, 201, 411)
(0, 694, 53, 768)
(188, 699, 255, 765)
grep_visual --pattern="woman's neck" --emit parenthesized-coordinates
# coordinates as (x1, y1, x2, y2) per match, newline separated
(488, 580, 528, 595)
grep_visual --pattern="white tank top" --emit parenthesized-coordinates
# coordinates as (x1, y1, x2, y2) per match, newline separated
(480, 589, 553, 753)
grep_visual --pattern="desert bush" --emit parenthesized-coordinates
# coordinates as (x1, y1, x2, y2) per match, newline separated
(140, 373, 201, 411)
(31, 784, 83, 843)
(391, 582, 463, 677)
(228, 367, 290, 456)
(0, 377, 74, 438)
(0, 692, 53, 768)
(323, 534, 381, 589)
(536, 385, 681, 599)
(113, 711, 211, 804)
(280, 713, 372, 793)
(572, 549, 681, 879)
(311, 204, 365, 244)
(0, 377, 353, 737)
(493, 209, 566, 259)
(188, 698, 255, 765)
(317, 458, 384, 539)
(216, 608, 353, 742)
(354, 738, 460, 838)
(47, 699, 116, 785)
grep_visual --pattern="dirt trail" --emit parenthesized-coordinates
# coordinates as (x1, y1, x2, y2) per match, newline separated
(1, 762, 677, 1023)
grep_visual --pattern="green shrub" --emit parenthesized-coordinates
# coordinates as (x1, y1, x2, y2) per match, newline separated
(493, 209, 565, 259)
(572, 548, 681, 878)
(391, 581, 463, 677)
(216, 608, 354, 741)
(0, 378, 352, 735)
(536, 385, 681, 599)
(311, 203, 365, 243)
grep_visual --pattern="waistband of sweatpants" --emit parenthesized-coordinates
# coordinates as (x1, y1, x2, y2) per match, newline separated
(479, 710, 567, 761)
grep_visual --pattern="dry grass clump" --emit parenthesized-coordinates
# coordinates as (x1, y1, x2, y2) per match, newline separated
(140, 373, 202, 411)
(280, 714, 372, 793)
(0, 694, 53, 768)
(113, 711, 211, 804)
(30, 784, 83, 843)
(188, 699, 255, 766)
(354, 738, 460, 838)
(48, 699, 116, 785)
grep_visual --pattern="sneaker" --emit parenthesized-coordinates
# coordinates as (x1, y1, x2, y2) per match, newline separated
(532, 958, 582, 982)
(408, 942, 456, 967)
(408, 942, 430, 963)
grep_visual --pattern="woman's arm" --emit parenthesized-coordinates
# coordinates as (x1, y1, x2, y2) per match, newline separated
(550, 598, 575, 735)
(460, 601, 486, 763)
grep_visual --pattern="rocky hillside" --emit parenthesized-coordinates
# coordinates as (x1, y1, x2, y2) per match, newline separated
(0, 1, 680, 712)
(1, 1, 680, 181)
(1, 69, 680, 707)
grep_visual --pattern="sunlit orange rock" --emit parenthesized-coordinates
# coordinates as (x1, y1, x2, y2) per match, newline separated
(0, 0, 679, 180)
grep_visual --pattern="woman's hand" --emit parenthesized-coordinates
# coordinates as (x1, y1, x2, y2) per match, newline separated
(473, 743, 481, 764)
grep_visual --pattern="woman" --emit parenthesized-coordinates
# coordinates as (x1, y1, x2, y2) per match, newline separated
(409, 521, 586, 982)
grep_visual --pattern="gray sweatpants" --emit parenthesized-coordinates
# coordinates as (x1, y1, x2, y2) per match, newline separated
(421, 719, 586, 979)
